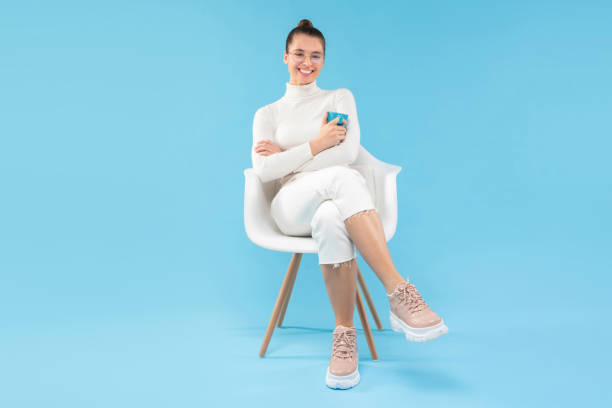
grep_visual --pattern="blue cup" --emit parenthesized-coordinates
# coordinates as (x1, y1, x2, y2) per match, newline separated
(327, 111, 349, 128)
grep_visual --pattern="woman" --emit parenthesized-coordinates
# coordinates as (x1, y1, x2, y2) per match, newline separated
(251, 19, 448, 390)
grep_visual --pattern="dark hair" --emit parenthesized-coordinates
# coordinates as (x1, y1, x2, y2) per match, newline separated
(285, 19, 326, 56)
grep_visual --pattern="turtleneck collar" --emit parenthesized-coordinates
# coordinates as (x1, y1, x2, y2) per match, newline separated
(283, 80, 322, 99)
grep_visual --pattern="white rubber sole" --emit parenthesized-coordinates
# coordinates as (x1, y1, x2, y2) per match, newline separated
(325, 366, 360, 389)
(390, 311, 449, 342)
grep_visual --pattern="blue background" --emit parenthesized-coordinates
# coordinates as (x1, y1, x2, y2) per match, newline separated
(1, 0, 611, 406)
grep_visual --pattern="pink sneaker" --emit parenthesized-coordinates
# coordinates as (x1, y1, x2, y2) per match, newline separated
(325, 325, 360, 389)
(387, 280, 449, 342)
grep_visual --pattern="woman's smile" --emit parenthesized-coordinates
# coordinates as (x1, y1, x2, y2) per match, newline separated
(299, 68, 313, 76)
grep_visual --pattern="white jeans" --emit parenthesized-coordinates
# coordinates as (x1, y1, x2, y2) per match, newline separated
(270, 165, 376, 265)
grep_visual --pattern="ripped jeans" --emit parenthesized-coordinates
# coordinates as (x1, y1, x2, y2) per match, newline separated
(270, 165, 376, 267)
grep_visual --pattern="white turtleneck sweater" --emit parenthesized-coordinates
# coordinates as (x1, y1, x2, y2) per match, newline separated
(251, 80, 360, 188)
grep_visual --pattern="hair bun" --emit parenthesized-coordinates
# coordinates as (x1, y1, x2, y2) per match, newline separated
(297, 19, 313, 28)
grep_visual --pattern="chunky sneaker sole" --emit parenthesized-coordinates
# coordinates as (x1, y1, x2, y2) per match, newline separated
(325, 366, 360, 389)
(390, 311, 449, 342)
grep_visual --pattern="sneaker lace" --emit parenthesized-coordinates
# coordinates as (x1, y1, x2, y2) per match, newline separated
(332, 329, 356, 360)
(395, 282, 428, 313)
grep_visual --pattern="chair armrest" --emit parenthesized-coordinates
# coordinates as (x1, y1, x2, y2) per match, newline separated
(244, 168, 278, 241)
(372, 162, 402, 242)
(243, 168, 319, 253)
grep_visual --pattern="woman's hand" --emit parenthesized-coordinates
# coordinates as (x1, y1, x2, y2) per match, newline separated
(309, 114, 349, 155)
(254, 140, 284, 156)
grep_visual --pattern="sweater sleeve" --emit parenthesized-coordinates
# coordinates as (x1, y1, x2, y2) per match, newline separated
(294, 89, 360, 172)
(251, 106, 314, 183)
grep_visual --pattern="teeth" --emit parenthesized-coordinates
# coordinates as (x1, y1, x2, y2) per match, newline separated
(299, 69, 312, 74)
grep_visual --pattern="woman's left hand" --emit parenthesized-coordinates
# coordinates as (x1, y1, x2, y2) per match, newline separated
(254, 140, 284, 156)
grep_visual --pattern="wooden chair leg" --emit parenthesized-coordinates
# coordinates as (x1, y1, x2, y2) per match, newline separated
(277, 253, 301, 327)
(259, 253, 302, 357)
(355, 285, 378, 360)
(356, 264, 383, 330)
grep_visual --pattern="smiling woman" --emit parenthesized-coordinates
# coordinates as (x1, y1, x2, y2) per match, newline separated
(249, 18, 448, 391)
(251, 20, 355, 186)
(284, 19, 326, 85)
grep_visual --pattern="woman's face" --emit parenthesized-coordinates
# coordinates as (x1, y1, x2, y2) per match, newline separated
(283, 33, 325, 86)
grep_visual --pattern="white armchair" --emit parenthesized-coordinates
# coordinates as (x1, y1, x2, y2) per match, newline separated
(244, 145, 402, 360)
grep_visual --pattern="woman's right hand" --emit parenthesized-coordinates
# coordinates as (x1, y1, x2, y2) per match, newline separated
(310, 115, 348, 155)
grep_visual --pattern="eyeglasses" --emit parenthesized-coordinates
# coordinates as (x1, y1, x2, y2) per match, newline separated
(288, 51, 324, 64)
